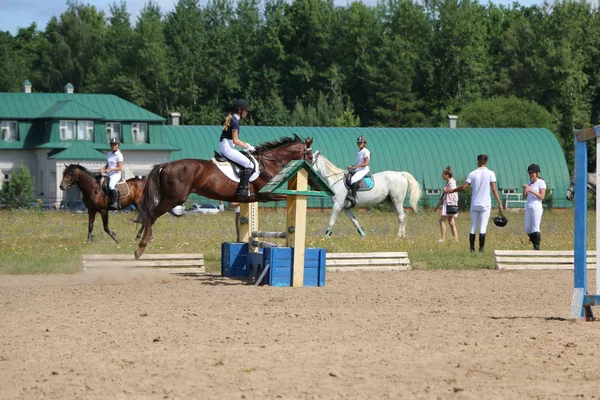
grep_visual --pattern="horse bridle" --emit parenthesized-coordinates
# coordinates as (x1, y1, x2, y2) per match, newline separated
(567, 181, 596, 198)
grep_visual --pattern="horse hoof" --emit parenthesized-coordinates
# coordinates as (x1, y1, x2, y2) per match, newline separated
(134, 250, 142, 259)
(325, 230, 332, 238)
(357, 228, 366, 237)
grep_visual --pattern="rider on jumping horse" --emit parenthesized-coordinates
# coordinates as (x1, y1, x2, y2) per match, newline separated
(100, 137, 124, 210)
(219, 99, 255, 198)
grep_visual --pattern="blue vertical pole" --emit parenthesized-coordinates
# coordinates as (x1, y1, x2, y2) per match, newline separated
(573, 138, 588, 291)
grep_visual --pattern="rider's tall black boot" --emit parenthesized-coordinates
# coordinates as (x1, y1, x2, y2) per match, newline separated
(346, 182, 359, 208)
(532, 232, 541, 250)
(109, 189, 119, 210)
(469, 233, 476, 253)
(479, 233, 486, 253)
(236, 168, 253, 198)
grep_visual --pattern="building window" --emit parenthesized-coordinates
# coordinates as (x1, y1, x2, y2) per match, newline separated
(77, 121, 93, 140)
(60, 120, 76, 140)
(1, 121, 19, 141)
(132, 123, 148, 143)
(2, 172, 10, 189)
(426, 189, 440, 195)
(106, 122, 122, 143)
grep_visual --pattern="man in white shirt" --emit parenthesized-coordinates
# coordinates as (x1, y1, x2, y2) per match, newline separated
(446, 154, 503, 252)
(346, 135, 370, 208)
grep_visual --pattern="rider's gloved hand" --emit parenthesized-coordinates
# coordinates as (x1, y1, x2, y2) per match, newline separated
(246, 144, 256, 152)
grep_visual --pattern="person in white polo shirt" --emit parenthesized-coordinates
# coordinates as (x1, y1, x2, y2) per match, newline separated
(100, 137, 124, 210)
(445, 154, 503, 253)
(523, 163, 546, 250)
(346, 135, 370, 208)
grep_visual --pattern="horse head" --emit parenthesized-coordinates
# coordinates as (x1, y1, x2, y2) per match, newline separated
(60, 164, 80, 191)
(566, 172, 597, 201)
(254, 135, 314, 169)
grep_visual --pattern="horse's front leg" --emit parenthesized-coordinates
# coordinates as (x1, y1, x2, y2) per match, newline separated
(343, 208, 366, 237)
(325, 202, 344, 237)
(87, 210, 96, 242)
(100, 209, 119, 243)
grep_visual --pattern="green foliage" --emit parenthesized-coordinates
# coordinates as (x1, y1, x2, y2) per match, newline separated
(460, 96, 556, 130)
(0, 165, 35, 209)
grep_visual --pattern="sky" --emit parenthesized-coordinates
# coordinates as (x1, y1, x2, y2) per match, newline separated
(0, 0, 542, 36)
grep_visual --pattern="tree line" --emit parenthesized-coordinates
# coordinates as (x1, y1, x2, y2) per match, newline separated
(1, 0, 598, 167)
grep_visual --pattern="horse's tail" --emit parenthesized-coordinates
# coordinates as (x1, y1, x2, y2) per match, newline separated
(137, 162, 168, 225)
(401, 172, 422, 212)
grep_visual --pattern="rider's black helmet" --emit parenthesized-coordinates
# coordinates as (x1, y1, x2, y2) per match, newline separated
(357, 135, 367, 143)
(493, 212, 508, 227)
(232, 99, 249, 112)
(527, 163, 540, 173)
(110, 137, 120, 145)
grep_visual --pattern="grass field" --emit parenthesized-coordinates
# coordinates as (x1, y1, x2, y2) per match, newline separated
(0, 207, 594, 274)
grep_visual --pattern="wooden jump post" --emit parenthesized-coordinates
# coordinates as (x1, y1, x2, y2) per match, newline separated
(235, 160, 332, 287)
(570, 126, 600, 320)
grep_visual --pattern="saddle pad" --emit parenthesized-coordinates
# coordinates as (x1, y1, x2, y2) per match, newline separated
(211, 157, 260, 183)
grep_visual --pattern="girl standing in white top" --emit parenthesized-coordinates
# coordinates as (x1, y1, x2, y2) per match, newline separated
(523, 163, 546, 250)
(346, 135, 370, 208)
(434, 166, 459, 242)
(446, 154, 504, 252)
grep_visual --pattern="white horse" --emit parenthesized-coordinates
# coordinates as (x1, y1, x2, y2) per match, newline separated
(312, 150, 422, 237)
(566, 172, 596, 200)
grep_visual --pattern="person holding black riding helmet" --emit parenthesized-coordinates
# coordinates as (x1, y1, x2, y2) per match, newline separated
(220, 99, 255, 198)
(523, 163, 546, 250)
(346, 135, 370, 208)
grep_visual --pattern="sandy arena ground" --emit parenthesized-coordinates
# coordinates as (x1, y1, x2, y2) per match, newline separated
(2, 269, 600, 399)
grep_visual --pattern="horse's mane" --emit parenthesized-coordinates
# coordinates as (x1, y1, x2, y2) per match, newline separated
(315, 152, 344, 177)
(254, 134, 302, 154)
(67, 164, 97, 179)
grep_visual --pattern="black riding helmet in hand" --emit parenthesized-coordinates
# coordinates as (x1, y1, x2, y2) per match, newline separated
(493, 212, 508, 227)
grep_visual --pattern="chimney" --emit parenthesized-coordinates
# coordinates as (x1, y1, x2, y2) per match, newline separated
(169, 112, 181, 126)
(21, 80, 32, 93)
(448, 115, 458, 129)
(64, 83, 74, 94)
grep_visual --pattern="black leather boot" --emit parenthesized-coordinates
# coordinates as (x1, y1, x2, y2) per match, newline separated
(533, 232, 541, 250)
(469, 233, 476, 252)
(236, 168, 253, 198)
(109, 189, 119, 210)
(478, 233, 486, 253)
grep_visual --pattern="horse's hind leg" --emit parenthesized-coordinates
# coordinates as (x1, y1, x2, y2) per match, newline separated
(135, 200, 175, 259)
(343, 209, 366, 237)
(100, 209, 119, 243)
(392, 200, 408, 238)
(135, 225, 144, 240)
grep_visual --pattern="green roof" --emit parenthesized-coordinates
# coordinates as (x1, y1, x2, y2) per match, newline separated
(38, 100, 105, 119)
(0, 92, 165, 121)
(162, 126, 570, 207)
(48, 142, 107, 160)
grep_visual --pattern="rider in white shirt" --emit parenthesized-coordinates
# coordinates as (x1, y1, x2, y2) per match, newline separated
(523, 163, 546, 250)
(100, 137, 124, 210)
(346, 135, 370, 208)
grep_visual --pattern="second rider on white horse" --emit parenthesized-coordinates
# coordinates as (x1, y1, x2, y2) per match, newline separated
(346, 135, 371, 208)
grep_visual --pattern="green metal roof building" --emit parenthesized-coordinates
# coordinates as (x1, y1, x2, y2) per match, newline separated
(162, 126, 570, 208)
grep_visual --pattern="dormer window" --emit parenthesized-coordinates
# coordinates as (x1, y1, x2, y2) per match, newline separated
(132, 123, 148, 143)
(60, 120, 93, 140)
(1, 121, 19, 141)
(60, 120, 75, 140)
(106, 122, 122, 143)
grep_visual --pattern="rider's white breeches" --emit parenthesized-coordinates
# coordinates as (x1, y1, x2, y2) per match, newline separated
(524, 206, 543, 234)
(350, 169, 368, 185)
(108, 173, 121, 190)
(220, 139, 253, 168)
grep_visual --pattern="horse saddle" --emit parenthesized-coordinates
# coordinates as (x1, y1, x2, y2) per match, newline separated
(99, 176, 129, 199)
(211, 151, 260, 183)
(344, 171, 375, 191)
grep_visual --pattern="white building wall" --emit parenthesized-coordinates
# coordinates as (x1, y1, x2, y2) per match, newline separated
(2, 149, 172, 206)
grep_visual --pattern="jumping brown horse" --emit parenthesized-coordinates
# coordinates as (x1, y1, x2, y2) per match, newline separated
(59, 164, 146, 243)
(135, 135, 314, 258)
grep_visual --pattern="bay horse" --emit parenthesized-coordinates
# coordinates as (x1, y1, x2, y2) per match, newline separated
(59, 164, 146, 243)
(311, 150, 421, 238)
(135, 135, 314, 258)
